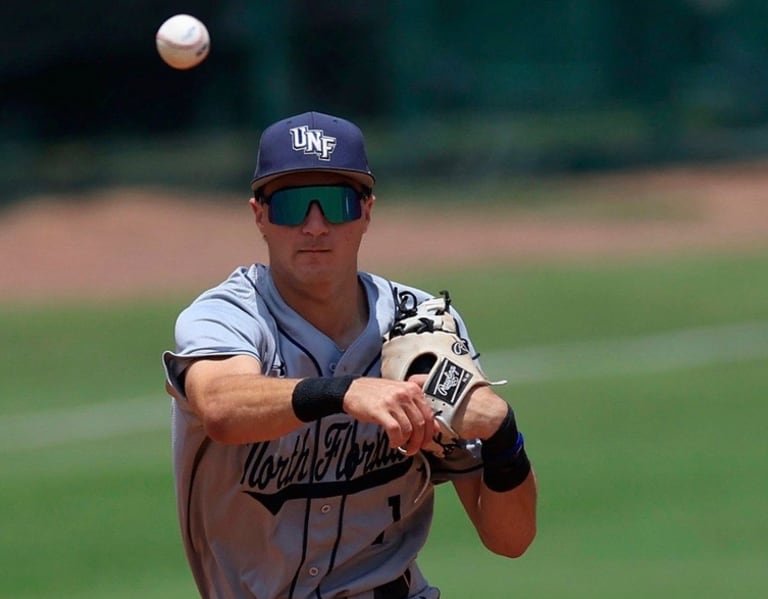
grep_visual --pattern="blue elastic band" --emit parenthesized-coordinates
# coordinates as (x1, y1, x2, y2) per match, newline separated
(484, 432, 525, 463)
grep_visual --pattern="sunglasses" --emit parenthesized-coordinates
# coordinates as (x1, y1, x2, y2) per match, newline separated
(263, 185, 365, 226)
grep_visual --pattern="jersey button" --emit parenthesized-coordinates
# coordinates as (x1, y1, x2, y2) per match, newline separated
(321, 504, 331, 514)
(309, 567, 320, 576)
(329, 362, 337, 373)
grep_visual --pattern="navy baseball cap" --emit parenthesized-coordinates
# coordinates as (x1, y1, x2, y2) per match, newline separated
(250, 111, 375, 193)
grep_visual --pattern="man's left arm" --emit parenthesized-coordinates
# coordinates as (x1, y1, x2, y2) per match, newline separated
(451, 386, 538, 558)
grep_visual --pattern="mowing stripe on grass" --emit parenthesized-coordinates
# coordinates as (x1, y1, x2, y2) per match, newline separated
(2, 320, 768, 452)
(480, 319, 768, 383)
(0, 397, 171, 452)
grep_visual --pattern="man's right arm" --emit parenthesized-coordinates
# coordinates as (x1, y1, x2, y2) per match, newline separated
(178, 355, 436, 454)
(181, 354, 303, 444)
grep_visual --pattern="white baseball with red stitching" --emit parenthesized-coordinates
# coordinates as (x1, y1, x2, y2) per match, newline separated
(156, 14, 210, 70)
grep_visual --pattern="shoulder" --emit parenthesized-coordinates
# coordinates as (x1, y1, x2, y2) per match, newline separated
(175, 265, 274, 334)
(194, 265, 262, 302)
(360, 273, 444, 337)
(362, 273, 475, 334)
(359, 272, 434, 306)
(181, 265, 262, 313)
(170, 264, 278, 362)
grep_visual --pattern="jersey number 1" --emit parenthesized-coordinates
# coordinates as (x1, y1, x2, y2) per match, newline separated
(374, 495, 401, 545)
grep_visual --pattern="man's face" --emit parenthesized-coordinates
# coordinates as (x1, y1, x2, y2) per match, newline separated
(250, 172, 374, 288)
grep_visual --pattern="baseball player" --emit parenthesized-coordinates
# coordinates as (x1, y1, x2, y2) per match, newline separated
(163, 111, 537, 599)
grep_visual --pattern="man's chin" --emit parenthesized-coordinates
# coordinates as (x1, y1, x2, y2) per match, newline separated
(294, 262, 335, 284)
(296, 251, 332, 267)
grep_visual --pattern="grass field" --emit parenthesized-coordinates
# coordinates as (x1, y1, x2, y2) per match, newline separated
(1, 249, 767, 598)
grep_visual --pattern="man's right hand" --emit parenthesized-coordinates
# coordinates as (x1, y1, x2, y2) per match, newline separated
(342, 377, 437, 456)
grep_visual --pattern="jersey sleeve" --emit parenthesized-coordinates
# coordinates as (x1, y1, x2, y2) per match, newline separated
(162, 287, 275, 400)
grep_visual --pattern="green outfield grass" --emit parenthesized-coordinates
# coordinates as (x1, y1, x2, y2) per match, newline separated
(1, 249, 767, 598)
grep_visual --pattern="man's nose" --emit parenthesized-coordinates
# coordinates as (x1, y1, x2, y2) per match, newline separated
(301, 201, 330, 233)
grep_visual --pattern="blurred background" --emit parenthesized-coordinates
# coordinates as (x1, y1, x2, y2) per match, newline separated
(3, 0, 768, 199)
(1, 2, 767, 598)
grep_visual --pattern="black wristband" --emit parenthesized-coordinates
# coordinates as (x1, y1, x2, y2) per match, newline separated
(481, 403, 520, 459)
(481, 403, 531, 492)
(291, 376, 357, 422)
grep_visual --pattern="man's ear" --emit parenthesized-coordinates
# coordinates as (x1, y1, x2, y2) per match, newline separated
(362, 194, 375, 232)
(249, 197, 266, 231)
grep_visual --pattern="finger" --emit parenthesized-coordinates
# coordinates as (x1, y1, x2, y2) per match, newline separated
(418, 395, 435, 430)
(384, 409, 413, 451)
(410, 388, 436, 439)
(407, 373, 429, 388)
(400, 403, 428, 455)
(400, 390, 435, 451)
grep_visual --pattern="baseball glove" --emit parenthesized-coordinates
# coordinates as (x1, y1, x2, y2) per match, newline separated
(381, 289, 497, 456)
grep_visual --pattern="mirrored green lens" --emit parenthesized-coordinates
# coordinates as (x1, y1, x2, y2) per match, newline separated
(267, 185, 363, 226)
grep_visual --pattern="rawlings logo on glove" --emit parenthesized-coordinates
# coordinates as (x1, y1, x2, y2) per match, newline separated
(425, 358, 473, 405)
(381, 289, 501, 457)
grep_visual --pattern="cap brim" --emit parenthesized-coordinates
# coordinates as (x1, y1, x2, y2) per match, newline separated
(251, 168, 375, 193)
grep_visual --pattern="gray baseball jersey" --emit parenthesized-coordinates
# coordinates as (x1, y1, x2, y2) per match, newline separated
(163, 264, 484, 599)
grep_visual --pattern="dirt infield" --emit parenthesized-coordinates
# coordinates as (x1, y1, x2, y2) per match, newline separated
(1, 161, 767, 302)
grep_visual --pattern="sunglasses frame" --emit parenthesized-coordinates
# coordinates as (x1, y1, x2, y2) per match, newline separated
(261, 184, 368, 226)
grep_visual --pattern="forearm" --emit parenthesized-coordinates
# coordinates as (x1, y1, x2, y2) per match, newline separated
(456, 443, 537, 558)
(190, 371, 305, 444)
(182, 356, 435, 450)
(475, 469, 538, 557)
(454, 386, 538, 557)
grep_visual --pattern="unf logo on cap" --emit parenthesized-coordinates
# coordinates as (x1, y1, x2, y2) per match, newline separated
(289, 125, 337, 161)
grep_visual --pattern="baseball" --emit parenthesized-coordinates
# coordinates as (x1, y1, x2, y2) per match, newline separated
(155, 14, 210, 70)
